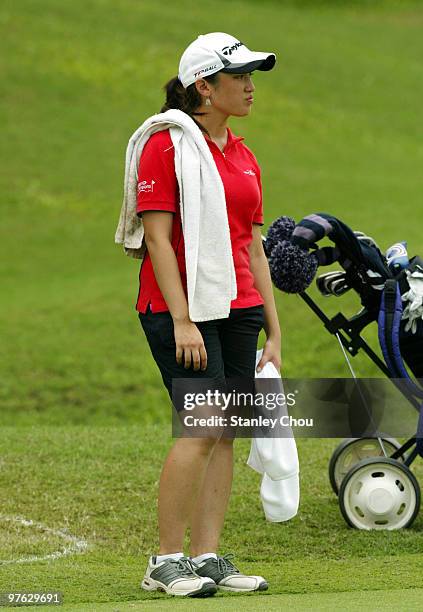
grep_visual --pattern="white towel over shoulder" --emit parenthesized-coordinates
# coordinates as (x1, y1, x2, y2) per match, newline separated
(115, 109, 237, 322)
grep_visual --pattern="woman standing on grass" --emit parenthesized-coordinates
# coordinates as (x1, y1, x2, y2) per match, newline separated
(136, 33, 280, 597)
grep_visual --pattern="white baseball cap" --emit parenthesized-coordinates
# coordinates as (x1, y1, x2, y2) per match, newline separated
(178, 32, 276, 89)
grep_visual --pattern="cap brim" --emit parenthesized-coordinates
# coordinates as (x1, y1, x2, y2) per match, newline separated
(220, 53, 276, 74)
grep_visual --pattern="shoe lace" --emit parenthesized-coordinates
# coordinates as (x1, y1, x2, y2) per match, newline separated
(217, 553, 239, 575)
(169, 556, 197, 577)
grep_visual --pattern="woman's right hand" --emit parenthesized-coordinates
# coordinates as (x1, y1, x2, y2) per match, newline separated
(173, 319, 208, 371)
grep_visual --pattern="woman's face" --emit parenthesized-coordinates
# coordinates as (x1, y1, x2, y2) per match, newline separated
(202, 72, 255, 117)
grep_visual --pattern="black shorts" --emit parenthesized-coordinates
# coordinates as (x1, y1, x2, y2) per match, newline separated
(138, 304, 265, 404)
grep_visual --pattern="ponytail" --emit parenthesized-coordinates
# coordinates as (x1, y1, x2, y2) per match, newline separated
(160, 74, 219, 135)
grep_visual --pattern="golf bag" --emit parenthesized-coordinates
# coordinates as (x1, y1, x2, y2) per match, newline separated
(265, 212, 423, 454)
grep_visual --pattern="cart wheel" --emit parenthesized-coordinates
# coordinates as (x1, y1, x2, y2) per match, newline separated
(329, 437, 403, 495)
(339, 458, 420, 530)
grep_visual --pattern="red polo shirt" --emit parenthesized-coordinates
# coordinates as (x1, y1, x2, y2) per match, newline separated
(135, 126, 264, 314)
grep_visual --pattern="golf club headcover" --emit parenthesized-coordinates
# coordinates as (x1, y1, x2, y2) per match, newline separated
(266, 214, 343, 293)
(264, 215, 296, 258)
(289, 213, 334, 247)
(269, 240, 319, 293)
(314, 245, 341, 266)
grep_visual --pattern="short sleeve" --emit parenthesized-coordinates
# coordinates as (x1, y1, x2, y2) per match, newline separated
(136, 130, 178, 216)
(252, 165, 264, 226)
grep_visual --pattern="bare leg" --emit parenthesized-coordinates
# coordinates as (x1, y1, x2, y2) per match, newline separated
(158, 436, 217, 554)
(189, 438, 234, 557)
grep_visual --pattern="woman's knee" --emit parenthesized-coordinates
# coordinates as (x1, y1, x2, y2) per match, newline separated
(176, 436, 219, 456)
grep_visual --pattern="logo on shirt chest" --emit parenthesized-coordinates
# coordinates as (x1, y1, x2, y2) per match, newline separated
(137, 179, 156, 194)
(243, 169, 256, 176)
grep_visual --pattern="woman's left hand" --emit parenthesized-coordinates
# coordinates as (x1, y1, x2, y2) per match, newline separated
(256, 336, 282, 374)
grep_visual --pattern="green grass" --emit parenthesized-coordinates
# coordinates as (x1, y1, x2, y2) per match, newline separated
(2, 0, 423, 608)
(8, 588, 423, 611)
(18, 589, 423, 611)
(1, 426, 423, 607)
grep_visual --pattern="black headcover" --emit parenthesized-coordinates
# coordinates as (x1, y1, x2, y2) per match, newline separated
(266, 212, 422, 380)
(266, 212, 391, 312)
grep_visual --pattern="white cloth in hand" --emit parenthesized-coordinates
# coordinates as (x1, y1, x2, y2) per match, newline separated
(248, 350, 300, 522)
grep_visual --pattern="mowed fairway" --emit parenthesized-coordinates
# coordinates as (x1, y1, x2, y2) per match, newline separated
(1, 0, 423, 609)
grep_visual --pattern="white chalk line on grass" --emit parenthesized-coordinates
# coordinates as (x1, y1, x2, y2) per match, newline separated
(0, 514, 89, 565)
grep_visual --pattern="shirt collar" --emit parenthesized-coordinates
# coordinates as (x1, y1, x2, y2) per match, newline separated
(226, 126, 245, 147)
(204, 126, 244, 153)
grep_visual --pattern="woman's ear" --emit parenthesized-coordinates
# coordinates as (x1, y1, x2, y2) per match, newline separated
(194, 78, 212, 97)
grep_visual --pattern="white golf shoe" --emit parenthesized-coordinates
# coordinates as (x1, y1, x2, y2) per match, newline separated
(141, 555, 217, 597)
(192, 553, 268, 592)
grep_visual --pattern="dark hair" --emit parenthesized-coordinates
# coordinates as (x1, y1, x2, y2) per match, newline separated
(160, 74, 220, 135)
